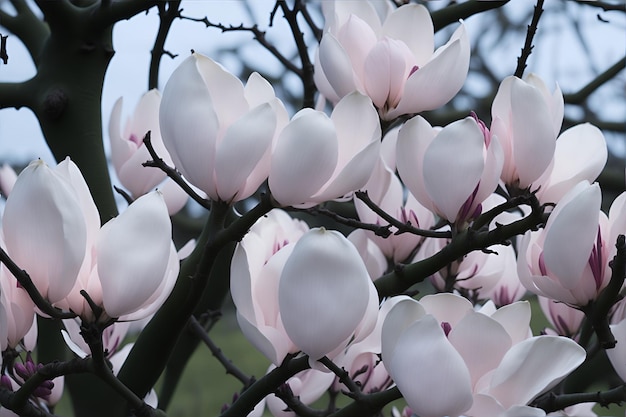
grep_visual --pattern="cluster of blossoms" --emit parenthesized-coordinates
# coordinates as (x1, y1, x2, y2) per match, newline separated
(0, 1, 623, 417)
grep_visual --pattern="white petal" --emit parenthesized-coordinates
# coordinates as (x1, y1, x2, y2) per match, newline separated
(488, 335, 585, 408)
(423, 117, 484, 222)
(543, 183, 600, 289)
(381, 4, 433, 64)
(510, 78, 556, 188)
(318, 34, 359, 99)
(98, 192, 172, 318)
(279, 228, 371, 360)
(269, 110, 338, 206)
(387, 315, 473, 417)
(214, 103, 276, 202)
(607, 319, 626, 382)
(381, 296, 426, 366)
(159, 54, 219, 197)
(2, 160, 86, 303)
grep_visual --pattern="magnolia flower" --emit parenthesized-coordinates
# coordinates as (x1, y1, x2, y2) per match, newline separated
(396, 115, 503, 226)
(315, 2, 470, 119)
(534, 123, 607, 204)
(230, 209, 309, 365)
(2, 159, 87, 304)
(538, 297, 585, 338)
(381, 294, 586, 417)
(354, 155, 434, 263)
(347, 229, 387, 280)
(160, 53, 287, 204)
(279, 228, 378, 367)
(491, 74, 564, 190)
(419, 235, 523, 305)
(109, 89, 188, 214)
(269, 92, 380, 207)
(518, 181, 621, 306)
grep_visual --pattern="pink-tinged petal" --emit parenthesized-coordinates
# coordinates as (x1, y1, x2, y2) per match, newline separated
(337, 15, 378, 82)
(3, 160, 86, 303)
(363, 38, 409, 109)
(381, 297, 426, 366)
(492, 76, 515, 127)
(269, 109, 338, 206)
(538, 123, 607, 204)
(278, 229, 371, 360)
(98, 192, 171, 318)
(423, 117, 484, 222)
(389, 24, 469, 118)
(526, 73, 563, 136)
(381, 4, 433, 64)
(419, 293, 474, 327)
(387, 315, 473, 417)
(318, 34, 359, 99)
(159, 54, 219, 197)
(129, 89, 162, 150)
(489, 301, 532, 346)
(543, 182, 600, 289)
(474, 134, 505, 209)
(194, 54, 248, 128)
(396, 115, 437, 212)
(607, 319, 626, 381)
(510, 78, 556, 188)
(54, 158, 101, 244)
(502, 405, 547, 417)
(329, 1, 383, 33)
(488, 335, 585, 408)
(214, 103, 276, 202)
(61, 329, 88, 359)
(465, 394, 506, 417)
(449, 311, 512, 386)
(108, 97, 135, 173)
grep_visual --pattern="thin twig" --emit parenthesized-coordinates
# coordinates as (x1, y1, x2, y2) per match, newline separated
(149, 1, 180, 90)
(514, 0, 544, 78)
(188, 316, 253, 387)
(305, 206, 392, 238)
(0, 248, 76, 319)
(533, 384, 626, 412)
(355, 191, 451, 239)
(141, 131, 211, 211)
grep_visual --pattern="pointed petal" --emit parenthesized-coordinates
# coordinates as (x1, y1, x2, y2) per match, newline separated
(419, 293, 474, 326)
(2, 160, 86, 303)
(390, 24, 469, 117)
(214, 103, 276, 202)
(159, 54, 219, 197)
(318, 34, 359, 99)
(488, 335, 585, 408)
(510, 77, 556, 188)
(543, 183, 600, 289)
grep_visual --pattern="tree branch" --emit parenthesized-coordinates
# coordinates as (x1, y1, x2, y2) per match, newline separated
(533, 384, 626, 413)
(89, 0, 160, 32)
(431, 0, 510, 32)
(149, 1, 180, 90)
(514, 0, 544, 78)
(0, 3, 49, 63)
(563, 56, 626, 104)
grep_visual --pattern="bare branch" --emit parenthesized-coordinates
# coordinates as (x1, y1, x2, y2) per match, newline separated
(563, 56, 626, 104)
(514, 0, 544, 78)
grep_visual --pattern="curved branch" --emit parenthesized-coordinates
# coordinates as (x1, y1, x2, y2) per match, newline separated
(563, 56, 626, 105)
(533, 384, 626, 413)
(0, 79, 37, 110)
